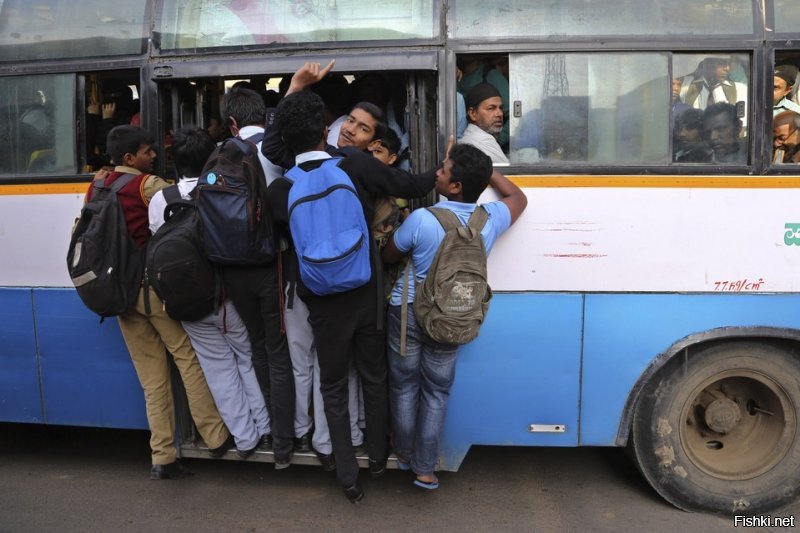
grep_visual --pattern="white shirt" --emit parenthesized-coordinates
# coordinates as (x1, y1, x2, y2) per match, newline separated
(148, 177, 198, 234)
(458, 123, 510, 165)
(774, 97, 800, 117)
(327, 115, 346, 147)
(238, 125, 283, 186)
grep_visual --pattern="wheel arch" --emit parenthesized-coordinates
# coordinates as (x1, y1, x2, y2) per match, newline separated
(615, 326, 800, 447)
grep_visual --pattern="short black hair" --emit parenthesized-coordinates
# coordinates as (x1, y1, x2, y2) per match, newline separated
(106, 125, 153, 165)
(275, 91, 326, 154)
(350, 101, 387, 142)
(449, 144, 492, 203)
(172, 127, 216, 178)
(221, 87, 266, 128)
(675, 108, 703, 132)
(377, 127, 401, 156)
(702, 102, 741, 133)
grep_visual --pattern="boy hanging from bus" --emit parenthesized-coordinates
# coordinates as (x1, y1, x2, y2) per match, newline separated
(88, 125, 231, 478)
(381, 143, 527, 490)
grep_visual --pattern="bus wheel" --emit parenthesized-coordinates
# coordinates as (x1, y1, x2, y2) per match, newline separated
(630, 341, 800, 515)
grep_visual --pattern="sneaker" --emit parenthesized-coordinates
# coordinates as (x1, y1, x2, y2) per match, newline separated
(274, 452, 292, 470)
(150, 460, 193, 480)
(257, 434, 273, 451)
(369, 457, 387, 478)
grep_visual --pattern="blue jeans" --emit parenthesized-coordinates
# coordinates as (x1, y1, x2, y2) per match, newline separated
(387, 304, 459, 476)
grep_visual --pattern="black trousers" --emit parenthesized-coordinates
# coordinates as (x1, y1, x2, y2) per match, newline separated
(305, 282, 389, 488)
(224, 264, 295, 458)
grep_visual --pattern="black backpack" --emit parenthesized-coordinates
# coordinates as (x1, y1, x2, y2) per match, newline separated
(66, 173, 144, 318)
(146, 185, 219, 322)
(195, 133, 276, 264)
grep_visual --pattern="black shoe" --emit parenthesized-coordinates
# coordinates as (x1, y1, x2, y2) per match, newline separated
(150, 460, 193, 480)
(314, 450, 336, 472)
(208, 434, 235, 458)
(343, 483, 364, 504)
(369, 457, 387, 478)
(257, 434, 272, 450)
(237, 441, 258, 459)
(294, 433, 312, 453)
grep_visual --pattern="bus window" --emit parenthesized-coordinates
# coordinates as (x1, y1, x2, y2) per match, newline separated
(774, 0, 800, 34)
(672, 53, 749, 165)
(771, 52, 800, 165)
(156, 0, 437, 51)
(0, 0, 148, 62)
(84, 70, 141, 171)
(0, 74, 75, 176)
(448, 0, 754, 39)
(507, 53, 670, 165)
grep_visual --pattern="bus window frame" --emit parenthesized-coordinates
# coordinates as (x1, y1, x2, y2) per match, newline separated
(765, 43, 800, 175)
(151, 0, 444, 57)
(142, 50, 442, 179)
(0, 62, 147, 184)
(447, 39, 767, 176)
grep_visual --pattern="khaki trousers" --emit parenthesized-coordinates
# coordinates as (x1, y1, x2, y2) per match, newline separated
(117, 286, 229, 465)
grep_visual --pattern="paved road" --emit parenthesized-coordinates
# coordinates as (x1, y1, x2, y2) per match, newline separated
(0, 423, 797, 533)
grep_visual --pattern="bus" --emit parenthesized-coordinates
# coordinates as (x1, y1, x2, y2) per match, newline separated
(1, 0, 799, 516)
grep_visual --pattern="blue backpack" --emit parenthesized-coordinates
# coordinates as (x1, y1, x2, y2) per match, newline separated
(285, 157, 371, 296)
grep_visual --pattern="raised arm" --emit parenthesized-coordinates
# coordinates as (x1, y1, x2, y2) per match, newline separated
(490, 170, 527, 224)
(286, 60, 336, 96)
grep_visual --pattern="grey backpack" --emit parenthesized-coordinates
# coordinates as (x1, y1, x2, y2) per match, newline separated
(401, 206, 492, 352)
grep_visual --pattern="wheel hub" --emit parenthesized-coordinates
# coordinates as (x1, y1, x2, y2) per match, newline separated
(703, 397, 741, 433)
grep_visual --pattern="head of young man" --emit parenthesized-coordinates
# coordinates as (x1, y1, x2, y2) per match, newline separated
(107, 125, 156, 173)
(774, 65, 798, 106)
(275, 90, 327, 155)
(436, 143, 493, 203)
(221, 87, 266, 134)
(172, 127, 216, 178)
(702, 103, 742, 157)
(773, 111, 800, 153)
(338, 101, 387, 150)
(464, 83, 504, 136)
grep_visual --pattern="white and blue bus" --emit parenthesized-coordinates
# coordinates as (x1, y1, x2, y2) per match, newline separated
(2, 0, 800, 515)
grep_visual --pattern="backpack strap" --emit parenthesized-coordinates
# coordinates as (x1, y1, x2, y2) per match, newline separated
(161, 184, 191, 223)
(244, 132, 264, 144)
(427, 207, 462, 233)
(466, 205, 490, 232)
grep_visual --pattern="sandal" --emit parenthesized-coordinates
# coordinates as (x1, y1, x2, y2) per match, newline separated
(395, 456, 412, 471)
(414, 476, 439, 490)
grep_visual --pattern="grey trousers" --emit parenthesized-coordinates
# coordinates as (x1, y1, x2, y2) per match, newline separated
(284, 285, 363, 454)
(183, 300, 270, 450)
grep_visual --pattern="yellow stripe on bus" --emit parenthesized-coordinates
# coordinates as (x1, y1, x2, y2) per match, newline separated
(2, 175, 800, 195)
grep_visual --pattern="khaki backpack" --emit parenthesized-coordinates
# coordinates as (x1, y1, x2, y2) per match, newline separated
(400, 206, 492, 354)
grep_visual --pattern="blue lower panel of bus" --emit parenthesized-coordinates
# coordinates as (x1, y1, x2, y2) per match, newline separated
(5, 287, 800, 471)
(580, 293, 800, 446)
(0, 288, 147, 429)
(0, 288, 43, 423)
(439, 293, 583, 469)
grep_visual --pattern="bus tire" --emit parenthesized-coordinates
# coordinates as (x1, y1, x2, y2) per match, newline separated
(630, 341, 800, 515)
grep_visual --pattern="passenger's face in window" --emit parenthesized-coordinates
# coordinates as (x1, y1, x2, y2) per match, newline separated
(712, 61, 731, 82)
(773, 77, 792, 105)
(368, 140, 397, 166)
(703, 114, 739, 153)
(677, 126, 701, 143)
(339, 108, 377, 150)
(773, 123, 799, 151)
(671, 78, 682, 102)
(468, 96, 504, 135)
